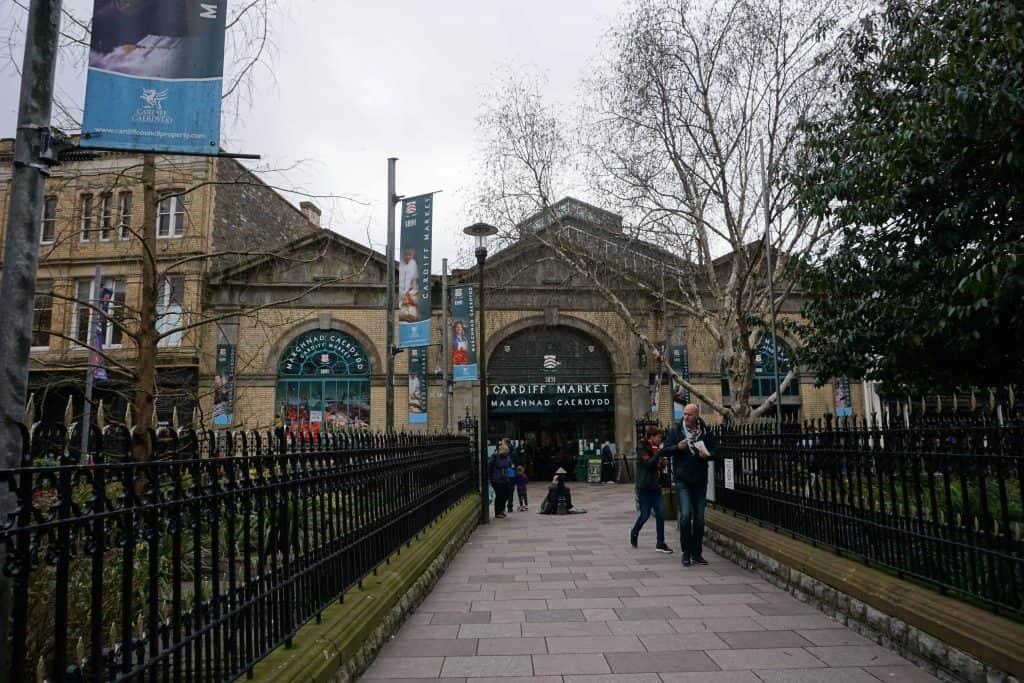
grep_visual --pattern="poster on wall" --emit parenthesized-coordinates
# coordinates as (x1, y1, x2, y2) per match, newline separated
(834, 376, 853, 417)
(408, 347, 428, 424)
(213, 344, 235, 426)
(80, 0, 227, 154)
(398, 194, 434, 348)
(670, 345, 690, 421)
(450, 285, 478, 381)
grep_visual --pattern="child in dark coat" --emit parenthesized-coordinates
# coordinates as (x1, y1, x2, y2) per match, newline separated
(514, 465, 529, 511)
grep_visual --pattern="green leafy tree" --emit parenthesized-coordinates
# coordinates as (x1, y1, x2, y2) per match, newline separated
(794, 0, 1024, 394)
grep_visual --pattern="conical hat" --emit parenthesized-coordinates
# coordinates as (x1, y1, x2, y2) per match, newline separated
(555, 467, 568, 475)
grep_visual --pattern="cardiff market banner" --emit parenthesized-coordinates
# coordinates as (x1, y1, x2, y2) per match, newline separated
(81, 0, 227, 155)
(213, 344, 236, 426)
(670, 345, 690, 421)
(449, 285, 478, 381)
(408, 347, 428, 425)
(397, 194, 434, 348)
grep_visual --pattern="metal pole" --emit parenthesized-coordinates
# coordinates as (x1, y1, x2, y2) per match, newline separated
(477, 246, 490, 525)
(81, 265, 102, 456)
(760, 140, 783, 434)
(0, 1, 63, 676)
(441, 258, 449, 431)
(385, 158, 397, 431)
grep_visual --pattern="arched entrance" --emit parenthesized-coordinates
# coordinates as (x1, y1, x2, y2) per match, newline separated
(275, 329, 371, 430)
(487, 325, 614, 479)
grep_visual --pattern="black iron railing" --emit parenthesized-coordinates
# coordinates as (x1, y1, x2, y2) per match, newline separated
(713, 415, 1024, 618)
(0, 422, 475, 682)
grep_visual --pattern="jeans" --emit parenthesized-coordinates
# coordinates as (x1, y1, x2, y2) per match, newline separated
(631, 488, 665, 545)
(517, 490, 528, 506)
(677, 483, 707, 557)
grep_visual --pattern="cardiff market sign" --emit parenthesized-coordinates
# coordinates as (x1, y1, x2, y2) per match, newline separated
(488, 382, 613, 413)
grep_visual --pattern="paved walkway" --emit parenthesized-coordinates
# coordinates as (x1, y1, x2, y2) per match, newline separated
(361, 484, 939, 682)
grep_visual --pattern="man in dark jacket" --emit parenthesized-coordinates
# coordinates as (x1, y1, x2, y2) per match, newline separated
(663, 404, 720, 566)
(630, 426, 673, 553)
(489, 444, 513, 519)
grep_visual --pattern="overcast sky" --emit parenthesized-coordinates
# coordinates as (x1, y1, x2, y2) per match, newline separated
(1, 0, 627, 267)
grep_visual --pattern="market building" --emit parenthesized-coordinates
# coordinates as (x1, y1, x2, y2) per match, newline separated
(205, 197, 864, 464)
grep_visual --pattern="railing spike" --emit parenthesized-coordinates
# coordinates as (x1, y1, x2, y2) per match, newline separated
(125, 403, 134, 430)
(96, 399, 105, 427)
(172, 404, 179, 430)
(64, 395, 74, 429)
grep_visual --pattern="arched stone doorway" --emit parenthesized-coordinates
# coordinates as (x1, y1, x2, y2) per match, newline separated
(486, 325, 615, 479)
(275, 329, 372, 431)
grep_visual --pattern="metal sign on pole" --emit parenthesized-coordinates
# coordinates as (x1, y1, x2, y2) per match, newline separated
(0, 2, 64, 677)
(760, 140, 783, 434)
(80, 265, 103, 456)
(441, 258, 450, 431)
(385, 158, 398, 431)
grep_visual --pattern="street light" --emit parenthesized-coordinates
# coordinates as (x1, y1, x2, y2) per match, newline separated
(463, 221, 498, 525)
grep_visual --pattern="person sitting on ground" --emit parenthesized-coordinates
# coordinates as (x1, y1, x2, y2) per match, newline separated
(540, 467, 586, 514)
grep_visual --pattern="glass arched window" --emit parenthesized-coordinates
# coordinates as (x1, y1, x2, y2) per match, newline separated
(721, 336, 799, 399)
(275, 330, 371, 430)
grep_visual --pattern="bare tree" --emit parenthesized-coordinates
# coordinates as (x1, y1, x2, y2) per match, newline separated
(474, 0, 849, 422)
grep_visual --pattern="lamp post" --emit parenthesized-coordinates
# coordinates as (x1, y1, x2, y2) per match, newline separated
(463, 222, 498, 525)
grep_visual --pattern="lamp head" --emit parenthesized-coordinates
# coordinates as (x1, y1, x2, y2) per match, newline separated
(463, 222, 498, 250)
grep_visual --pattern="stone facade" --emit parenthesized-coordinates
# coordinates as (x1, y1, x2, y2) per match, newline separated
(202, 197, 865, 463)
(0, 140, 315, 422)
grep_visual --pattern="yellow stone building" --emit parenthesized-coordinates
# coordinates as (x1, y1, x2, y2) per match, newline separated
(0, 140, 316, 422)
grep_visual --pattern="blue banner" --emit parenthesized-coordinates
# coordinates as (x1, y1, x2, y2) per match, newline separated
(670, 345, 689, 421)
(398, 194, 433, 348)
(408, 347, 428, 425)
(450, 285, 478, 381)
(213, 344, 236, 426)
(81, 0, 227, 155)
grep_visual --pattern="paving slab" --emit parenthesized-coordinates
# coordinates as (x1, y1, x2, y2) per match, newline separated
(359, 484, 937, 682)
(439, 655, 534, 677)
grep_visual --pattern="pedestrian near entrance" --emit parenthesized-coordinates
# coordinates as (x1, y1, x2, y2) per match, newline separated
(630, 426, 673, 554)
(515, 465, 529, 510)
(664, 403, 720, 566)
(489, 444, 514, 519)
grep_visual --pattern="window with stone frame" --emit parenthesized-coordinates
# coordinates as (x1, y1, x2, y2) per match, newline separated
(31, 280, 53, 348)
(157, 276, 185, 347)
(157, 193, 185, 238)
(118, 191, 133, 239)
(72, 277, 126, 347)
(99, 193, 113, 240)
(40, 196, 57, 244)
(79, 194, 94, 241)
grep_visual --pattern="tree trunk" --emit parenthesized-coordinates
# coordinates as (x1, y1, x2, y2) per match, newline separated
(132, 153, 158, 465)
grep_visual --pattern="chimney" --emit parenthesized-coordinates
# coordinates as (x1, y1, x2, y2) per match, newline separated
(300, 201, 321, 228)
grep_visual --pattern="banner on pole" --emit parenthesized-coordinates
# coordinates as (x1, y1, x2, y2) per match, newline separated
(670, 345, 690, 421)
(834, 376, 853, 417)
(450, 285, 478, 381)
(91, 287, 113, 382)
(80, 0, 227, 155)
(408, 347, 428, 424)
(398, 194, 434, 348)
(213, 344, 236, 426)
